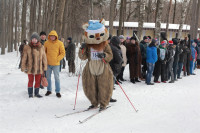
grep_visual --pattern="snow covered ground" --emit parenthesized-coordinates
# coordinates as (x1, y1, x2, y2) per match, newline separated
(0, 51, 200, 133)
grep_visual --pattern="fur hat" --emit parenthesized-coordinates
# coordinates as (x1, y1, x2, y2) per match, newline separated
(82, 19, 109, 44)
(119, 35, 125, 39)
(30, 32, 40, 41)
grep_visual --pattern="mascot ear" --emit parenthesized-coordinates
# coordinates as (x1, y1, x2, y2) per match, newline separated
(99, 19, 105, 25)
(82, 23, 89, 30)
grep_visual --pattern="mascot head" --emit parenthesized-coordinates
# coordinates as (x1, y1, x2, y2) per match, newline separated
(82, 19, 109, 45)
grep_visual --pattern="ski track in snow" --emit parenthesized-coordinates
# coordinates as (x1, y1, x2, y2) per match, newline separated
(0, 51, 200, 133)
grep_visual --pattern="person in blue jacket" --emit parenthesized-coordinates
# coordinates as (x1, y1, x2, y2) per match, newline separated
(146, 39, 158, 85)
(190, 40, 197, 75)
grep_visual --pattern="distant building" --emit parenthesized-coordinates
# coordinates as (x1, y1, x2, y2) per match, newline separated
(105, 21, 200, 40)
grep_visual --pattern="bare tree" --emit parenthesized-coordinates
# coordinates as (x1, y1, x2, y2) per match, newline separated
(137, 0, 145, 41)
(14, 0, 20, 51)
(165, 0, 172, 38)
(118, 0, 125, 36)
(154, 0, 163, 40)
(178, 0, 188, 39)
(21, 0, 27, 43)
(55, 0, 66, 38)
(109, 0, 115, 35)
(1, 0, 6, 54)
(189, 0, 198, 39)
(173, 0, 177, 23)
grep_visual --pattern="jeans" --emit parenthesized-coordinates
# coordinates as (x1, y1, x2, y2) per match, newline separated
(177, 62, 183, 78)
(146, 63, 155, 84)
(47, 65, 61, 93)
(190, 61, 195, 74)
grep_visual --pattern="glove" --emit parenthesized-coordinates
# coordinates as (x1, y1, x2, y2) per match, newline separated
(97, 53, 106, 59)
(80, 43, 86, 50)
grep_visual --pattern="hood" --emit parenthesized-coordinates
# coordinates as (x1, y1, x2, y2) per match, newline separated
(48, 30, 58, 41)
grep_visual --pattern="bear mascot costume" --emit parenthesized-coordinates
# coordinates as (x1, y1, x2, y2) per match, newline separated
(79, 19, 114, 111)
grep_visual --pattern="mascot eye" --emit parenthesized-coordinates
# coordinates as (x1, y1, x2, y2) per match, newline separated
(89, 35, 94, 38)
(100, 33, 104, 36)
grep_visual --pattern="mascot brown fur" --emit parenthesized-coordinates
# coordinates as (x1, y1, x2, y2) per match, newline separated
(79, 19, 113, 111)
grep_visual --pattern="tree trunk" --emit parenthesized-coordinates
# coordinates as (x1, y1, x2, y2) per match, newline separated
(137, 0, 145, 41)
(1, 0, 6, 54)
(154, 0, 163, 40)
(55, 0, 66, 38)
(37, 0, 43, 32)
(21, 0, 27, 43)
(165, 0, 172, 39)
(194, 0, 200, 39)
(42, 0, 48, 32)
(147, 0, 152, 22)
(109, 0, 115, 35)
(122, 0, 126, 35)
(118, 0, 124, 36)
(61, 0, 69, 38)
(189, 0, 197, 39)
(172, 0, 177, 23)
(15, 0, 19, 51)
(178, 0, 188, 39)
(7, 0, 12, 52)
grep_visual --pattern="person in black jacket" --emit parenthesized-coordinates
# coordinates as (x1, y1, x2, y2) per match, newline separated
(109, 36, 123, 102)
(166, 40, 175, 83)
(177, 40, 185, 79)
(183, 36, 191, 76)
(66, 37, 76, 76)
(172, 38, 182, 81)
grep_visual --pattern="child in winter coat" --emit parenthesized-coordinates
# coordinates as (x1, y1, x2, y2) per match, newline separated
(21, 32, 47, 98)
(190, 40, 197, 75)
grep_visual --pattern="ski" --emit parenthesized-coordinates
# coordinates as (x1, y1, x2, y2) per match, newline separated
(55, 108, 96, 118)
(79, 106, 111, 124)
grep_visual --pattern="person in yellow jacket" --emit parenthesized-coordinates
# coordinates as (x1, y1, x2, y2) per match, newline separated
(44, 30, 65, 98)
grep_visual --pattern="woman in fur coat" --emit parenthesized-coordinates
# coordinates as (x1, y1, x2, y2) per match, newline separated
(21, 32, 47, 98)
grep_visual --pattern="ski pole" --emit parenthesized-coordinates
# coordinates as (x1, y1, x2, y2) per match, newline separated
(102, 58, 138, 113)
(73, 49, 84, 110)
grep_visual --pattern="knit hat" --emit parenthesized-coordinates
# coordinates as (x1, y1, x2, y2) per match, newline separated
(40, 31, 46, 36)
(161, 41, 166, 45)
(126, 36, 131, 40)
(130, 36, 137, 41)
(86, 20, 105, 34)
(168, 40, 173, 45)
(172, 38, 178, 45)
(119, 35, 125, 39)
(30, 32, 40, 41)
(143, 36, 148, 40)
(148, 36, 152, 40)
(67, 37, 72, 42)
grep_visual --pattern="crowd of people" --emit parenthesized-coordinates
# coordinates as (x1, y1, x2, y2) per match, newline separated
(18, 29, 200, 100)
(108, 34, 200, 86)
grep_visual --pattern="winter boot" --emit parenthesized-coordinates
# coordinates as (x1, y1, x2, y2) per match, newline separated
(45, 91, 52, 96)
(135, 78, 141, 82)
(169, 80, 175, 83)
(28, 87, 33, 98)
(110, 98, 117, 102)
(56, 93, 61, 98)
(119, 77, 126, 81)
(34, 88, 42, 98)
(130, 79, 135, 84)
(147, 83, 154, 85)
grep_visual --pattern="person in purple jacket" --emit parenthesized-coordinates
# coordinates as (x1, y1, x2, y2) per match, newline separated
(146, 39, 158, 85)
